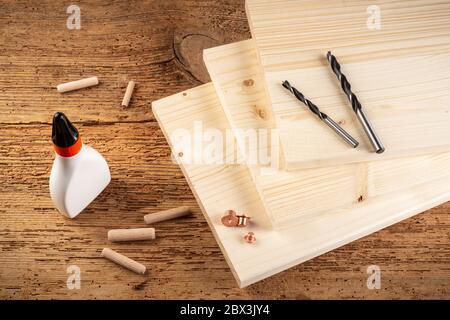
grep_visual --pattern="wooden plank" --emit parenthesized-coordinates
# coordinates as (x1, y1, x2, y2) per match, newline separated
(203, 39, 450, 226)
(152, 83, 450, 287)
(245, 0, 450, 170)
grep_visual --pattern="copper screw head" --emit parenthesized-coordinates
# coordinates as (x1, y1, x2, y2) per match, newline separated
(221, 210, 239, 227)
(244, 232, 256, 244)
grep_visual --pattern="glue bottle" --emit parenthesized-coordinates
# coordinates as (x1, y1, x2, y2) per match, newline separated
(49, 112, 111, 218)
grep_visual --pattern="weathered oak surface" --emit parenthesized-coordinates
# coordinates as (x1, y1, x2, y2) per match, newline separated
(0, 0, 449, 299)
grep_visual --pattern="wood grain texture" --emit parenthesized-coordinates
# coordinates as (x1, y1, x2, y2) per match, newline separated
(0, 0, 247, 124)
(203, 39, 450, 226)
(246, 0, 450, 170)
(153, 82, 450, 288)
(0, 0, 449, 299)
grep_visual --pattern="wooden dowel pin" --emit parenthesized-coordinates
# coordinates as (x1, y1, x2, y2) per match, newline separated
(108, 228, 155, 242)
(144, 206, 191, 224)
(121, 80, 135, 107)
(57, 76, 99, 93)
(101, 248, 146, 275)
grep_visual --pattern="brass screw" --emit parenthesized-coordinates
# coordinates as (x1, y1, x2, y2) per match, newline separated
(221, 210, 239, 227)
(244, 232, 256, 244)
(221, 210, 251, 227)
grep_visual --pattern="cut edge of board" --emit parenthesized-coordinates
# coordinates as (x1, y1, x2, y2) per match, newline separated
(152, 85, 244, 287)
(203, 41, 285, 228)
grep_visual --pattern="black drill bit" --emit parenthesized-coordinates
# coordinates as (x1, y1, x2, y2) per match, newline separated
(282, 80, 359, 148)
(326, 51, 385, 153)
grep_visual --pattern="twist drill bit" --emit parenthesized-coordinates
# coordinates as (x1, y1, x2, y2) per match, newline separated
(282, 80, 359, 148)
(326, 51, 385, 154)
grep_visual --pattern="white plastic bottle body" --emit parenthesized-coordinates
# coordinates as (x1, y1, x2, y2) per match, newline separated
(50, 144, 111, 218)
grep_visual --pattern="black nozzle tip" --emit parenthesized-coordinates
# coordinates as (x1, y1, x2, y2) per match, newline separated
(52, 112, 79, 148)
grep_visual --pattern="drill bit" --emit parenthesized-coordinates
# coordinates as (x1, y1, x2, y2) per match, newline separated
(282, 80, 359, 148)
(326, 51, 385, 154)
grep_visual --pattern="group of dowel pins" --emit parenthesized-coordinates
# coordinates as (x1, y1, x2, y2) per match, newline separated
(103, 206, 191, 275)
(50, 76, 253, 275)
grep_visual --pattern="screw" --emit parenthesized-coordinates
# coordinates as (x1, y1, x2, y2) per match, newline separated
(221, 210, 239, 227)
(221, 210, 251, 227)
(244, 232, 256, 244)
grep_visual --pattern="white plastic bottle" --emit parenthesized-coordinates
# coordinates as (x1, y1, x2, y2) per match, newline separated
(49, 112, 111, 218)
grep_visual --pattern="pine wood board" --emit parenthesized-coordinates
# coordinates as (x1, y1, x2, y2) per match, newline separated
(203, 39, 450, 226)
(152, 83, 450, 287)
(245, 0, 450, 170)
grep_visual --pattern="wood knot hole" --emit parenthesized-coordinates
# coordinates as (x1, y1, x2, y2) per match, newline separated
(243, 79, 254, 87)
(257, 109, 266, 120)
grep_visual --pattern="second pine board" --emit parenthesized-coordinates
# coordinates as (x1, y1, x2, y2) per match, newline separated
(204, 39, 450, 226)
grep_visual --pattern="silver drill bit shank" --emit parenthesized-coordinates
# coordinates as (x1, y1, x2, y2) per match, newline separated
(326, 51, 385, 153)
(282, 81, 359, 148)
(355, 108, 384, 154)
(322, 116, 359, 148)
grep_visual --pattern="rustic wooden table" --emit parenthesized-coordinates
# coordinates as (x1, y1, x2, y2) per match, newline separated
(0, 0, 449, 299)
